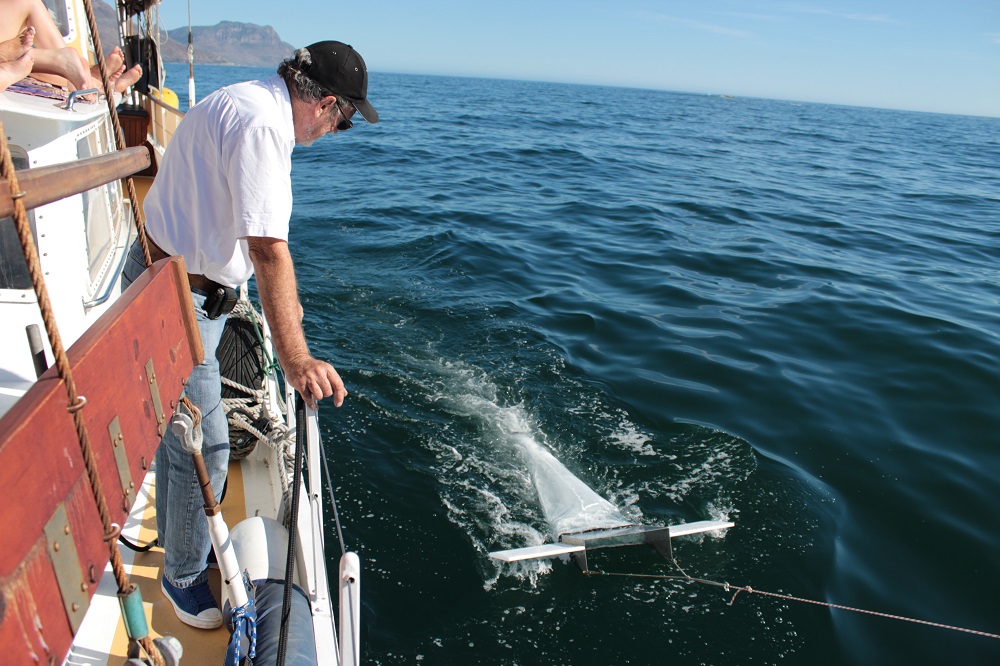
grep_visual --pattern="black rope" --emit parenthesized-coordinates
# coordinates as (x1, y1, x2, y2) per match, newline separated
(117, 535, 159, 553)
(276, 393, 307, 666)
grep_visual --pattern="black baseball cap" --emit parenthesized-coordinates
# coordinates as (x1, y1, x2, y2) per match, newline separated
(301, 41, 379, 123)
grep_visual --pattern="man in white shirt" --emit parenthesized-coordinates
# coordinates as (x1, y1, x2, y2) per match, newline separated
(121, 41, 378, 629)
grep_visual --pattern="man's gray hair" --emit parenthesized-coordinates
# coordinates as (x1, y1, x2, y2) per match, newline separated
(278, 48, 333, 102)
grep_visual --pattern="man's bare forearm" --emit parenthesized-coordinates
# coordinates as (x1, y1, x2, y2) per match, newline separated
(246, 236, 347, 407)
(247, 236, 309, 364)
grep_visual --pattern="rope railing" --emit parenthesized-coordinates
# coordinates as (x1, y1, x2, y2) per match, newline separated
(142, 91, 187, 116)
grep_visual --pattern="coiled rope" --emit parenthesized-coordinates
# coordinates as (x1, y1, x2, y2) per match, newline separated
(585, 560, 1000, 642)
(219, 293, 350, 598)
(217, 299, 298, 519)
(216, 297, 351, 551)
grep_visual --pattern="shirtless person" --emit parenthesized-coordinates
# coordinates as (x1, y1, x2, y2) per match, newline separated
(0, 25, 34, 91)
(0, 0, 142, 94)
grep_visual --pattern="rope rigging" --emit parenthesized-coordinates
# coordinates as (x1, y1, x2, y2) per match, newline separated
(276, 393, 308, 666)
(81, 0, 153, 269)
(74, 2, 171, 661)
(3, 2, 347, 663)
(0, 2, 164, 661)
(0, 94, 166, 666)
(217, 296, 350, 558)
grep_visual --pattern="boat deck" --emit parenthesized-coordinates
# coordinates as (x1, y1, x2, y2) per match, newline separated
(71, 459, 249, 665)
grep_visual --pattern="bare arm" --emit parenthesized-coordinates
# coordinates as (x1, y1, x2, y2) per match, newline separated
(20, 0, 65, 48)
(246, 236, 347, 408)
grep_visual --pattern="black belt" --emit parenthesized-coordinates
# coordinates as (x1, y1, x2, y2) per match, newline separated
(145, 236, 238, 319)
(146, 237, 219, 293)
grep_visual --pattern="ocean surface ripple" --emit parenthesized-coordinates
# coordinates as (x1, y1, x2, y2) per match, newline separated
(176, 65, 999, 665)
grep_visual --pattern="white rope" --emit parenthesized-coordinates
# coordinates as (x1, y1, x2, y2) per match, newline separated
(217, 300, 300, 523)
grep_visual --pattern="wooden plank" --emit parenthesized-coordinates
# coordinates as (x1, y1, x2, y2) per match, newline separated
(0, 257, 202, 666)
(0, 147, 151, 217)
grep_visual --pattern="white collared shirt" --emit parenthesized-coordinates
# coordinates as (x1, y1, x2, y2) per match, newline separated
(144, 75, 295, 287)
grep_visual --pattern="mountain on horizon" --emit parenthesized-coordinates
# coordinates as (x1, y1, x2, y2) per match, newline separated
(94, 1, 293, 68)
(160, 21, 296, 67)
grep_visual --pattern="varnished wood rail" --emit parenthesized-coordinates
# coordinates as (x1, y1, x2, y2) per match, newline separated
(0, 146, 151, 217)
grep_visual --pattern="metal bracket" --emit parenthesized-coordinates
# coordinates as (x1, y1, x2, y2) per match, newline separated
(643, 526, 673, 562)
(44, 504, 89, 633)
(60, 88, 99, 111)
(109, 417, 134, 512)
(145, 359, 165, 437)
(570, 549, 590, 574)
(561, 525, 677, 573)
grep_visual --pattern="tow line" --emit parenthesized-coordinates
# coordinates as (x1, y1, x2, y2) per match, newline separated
(587, 559, 1000, 642)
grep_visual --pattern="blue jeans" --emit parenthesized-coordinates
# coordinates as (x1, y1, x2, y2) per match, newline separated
(122, 240, 230, 588)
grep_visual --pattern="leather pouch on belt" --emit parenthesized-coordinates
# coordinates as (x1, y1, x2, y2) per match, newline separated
(203, 285, 239, 319)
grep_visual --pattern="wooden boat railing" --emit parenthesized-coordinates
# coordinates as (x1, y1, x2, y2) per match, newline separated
(0, 136, 201, 666)
(0, 146, 150, 218)
(140, 92, 185, 156)
(0, 255, 202, 666)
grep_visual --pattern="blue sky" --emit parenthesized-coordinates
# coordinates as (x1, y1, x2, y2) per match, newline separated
(155, 1, 999, 118)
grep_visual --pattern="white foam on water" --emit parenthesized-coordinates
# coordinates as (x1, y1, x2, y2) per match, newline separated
(434, 359, 628, 535)
(415, 356, 748, 587)
(418, 357, 635, 576)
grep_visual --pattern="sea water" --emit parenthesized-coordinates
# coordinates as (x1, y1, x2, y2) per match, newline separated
(168, 64, 1000, 665)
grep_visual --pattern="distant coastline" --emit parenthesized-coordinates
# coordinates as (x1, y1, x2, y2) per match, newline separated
(95, 1, 292, 67)
(158, 21, 295, 67)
